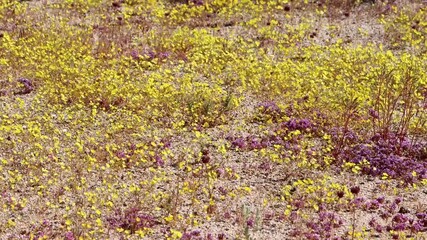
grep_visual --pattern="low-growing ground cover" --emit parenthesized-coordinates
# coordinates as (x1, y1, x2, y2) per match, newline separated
(1, 0, 427, 239)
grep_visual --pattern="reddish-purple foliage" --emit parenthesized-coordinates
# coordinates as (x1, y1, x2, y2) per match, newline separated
(181, 230, 202, 240)
(64, 231, 75, 240)
(293, 210, 344, 239)
(336, 131, 427, 184)
(106, 207, 157, 233)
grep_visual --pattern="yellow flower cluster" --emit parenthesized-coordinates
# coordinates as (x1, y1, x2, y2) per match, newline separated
(1, 0, 427, 238)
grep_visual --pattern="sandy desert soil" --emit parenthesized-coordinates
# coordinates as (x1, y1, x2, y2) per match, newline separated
(1, 0, 427, 239)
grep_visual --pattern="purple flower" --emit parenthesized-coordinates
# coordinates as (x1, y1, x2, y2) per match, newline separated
(116, 150, 126, 159)
(352, 197, 365, 207)
(380, 210, 392, 220)
(162, 140, 171, 149)
(247, 218, 254, 228)
(289, 211, 298, 222)
(305, 233, 321, 240)
(218, 186, 227, 195)
(249, 139, 262, 150)
(181, 230, 201, 240)
(344, 130, 359, 142)
(298, 119, 312, 130)
(294, 200, 305, 209)
(260, 138, 271, 148)
(257, 101, 281, 117)
(307, 221, 319, 230)
(147, 51, 156, 59)
(374, 224, 383, 233)
(369, 218, 377, 227)
(65, 232, 75, 240)
(394, 197, 402, 205)
(181, 233, 192, 240)
(190, 0, 204, 5)
(369, 108, 379, 119)
(318, 211, 328, 221)
(284, 119, 297, 130)
(130, 50, 140, 60)
(216, 168, 225, 177)
(376, 196, 385, 204)
(393, 222, 407, 231)
(369, 200, 380, 210)
(231, 138, 246, 150)
(158, 51, 170, 59)
(17, 77, 34, 94)
(412, 222, 423, 232)
(392, 213, 408, 223)
(155, 155, 164, 167)
(106, 207, 156, 231)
